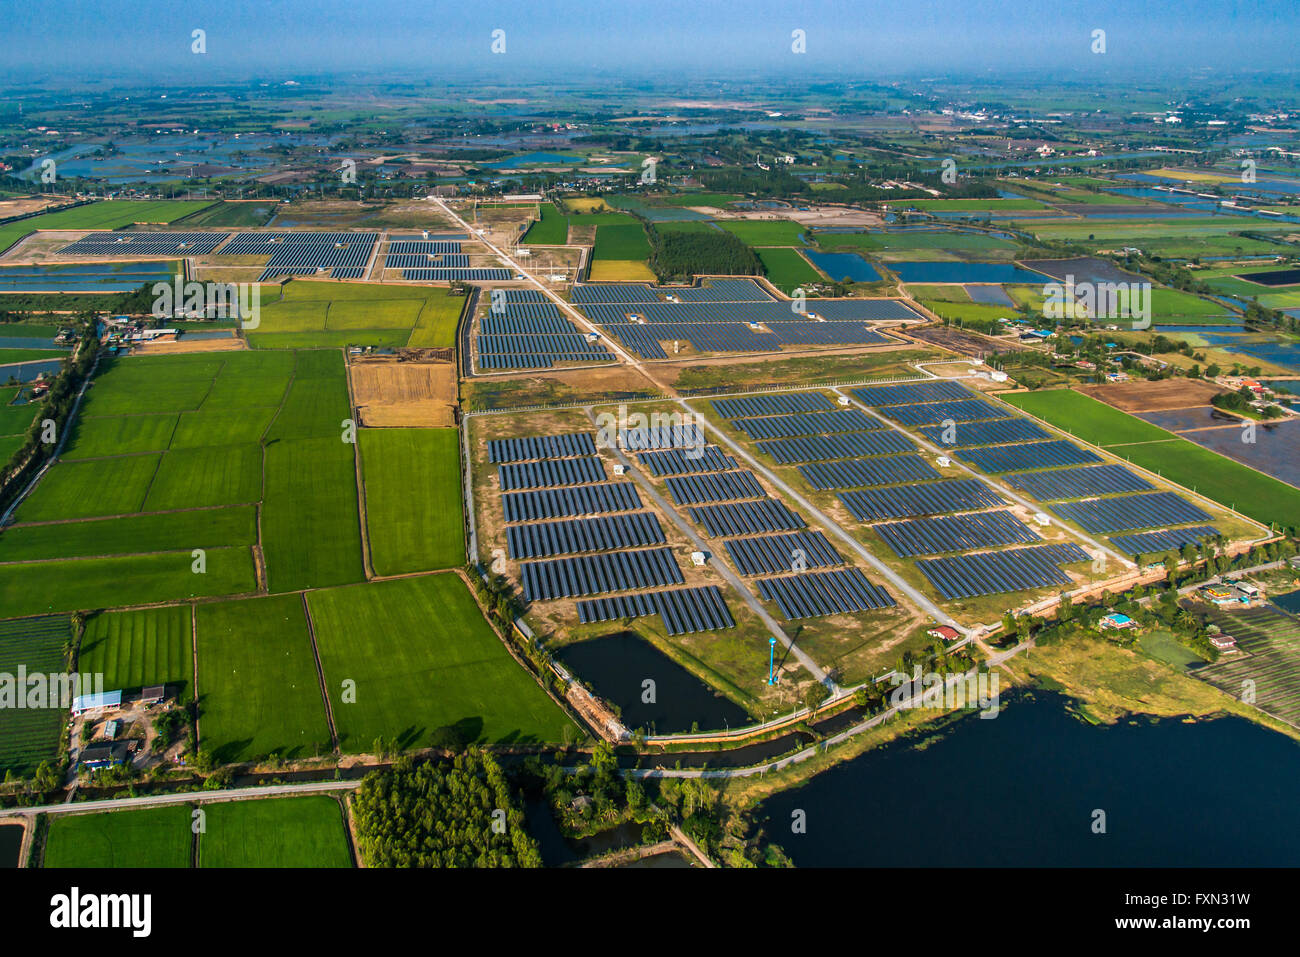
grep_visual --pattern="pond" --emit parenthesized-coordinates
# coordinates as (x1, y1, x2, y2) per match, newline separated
(759, 691, 1300, 866)
(891, 261, 1047, 284)
(557, 631, 749, 735)
(0, 823, 22, 868)
(800, 249, 882, 283)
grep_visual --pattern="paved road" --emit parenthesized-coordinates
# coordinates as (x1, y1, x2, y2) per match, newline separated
(0, 780, 360, 818)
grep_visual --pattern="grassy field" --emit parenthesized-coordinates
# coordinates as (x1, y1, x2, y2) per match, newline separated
(0, 200, 215, 254)
(198, 796, 351, 867)
(252, 281, 463, 349)
(592, 222, 651, 261)
(719, 220, 807, 246)
(307, 575, 574, 752)
(360, 428, 464, 575)
(1002, 389, 1300, 528)
(43, 806, 192, 868)
(78, 606, 194, 699)
(918, 299, 1013, 327)
(816, 230, 1020, 260)
(586, 259, 657, 281)
(0, 615, 69, 775)
(183, 200, 280, 227)
(521, 202, 569, 244)
(195, 594, 332, 764)
(756, 247, 821, 289)
(0, 506, 256, 562)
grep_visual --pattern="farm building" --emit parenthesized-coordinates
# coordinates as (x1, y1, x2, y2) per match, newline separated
(927, 625, 961, 642)
(79, 740, 132, 771)
(1098, 612, 1136, 631)
(71, 689, 122, 716)
(1209, 634, 1238, 650)
(140, 685, 168, 706)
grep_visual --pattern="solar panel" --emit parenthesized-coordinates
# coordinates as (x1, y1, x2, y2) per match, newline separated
(477, 334, 609, 356)
(60, 231, 232, 256)
(955, 440, 1101, 473)
(723, 531, 845, 576)
(1110, 526, 1220, 556)
(797, 455, 941, 490)
(876, 398, 1011, 427)
(1051, 492, 1212, 534)
(635, 446, 737, 476)
(733, 409, 878, 440)
(711, 392, 835, 419)
(498, 457, 606, 491)
(918, 418, 1051, 448)
(618, 423, 706, 450)
(873, 510, 1042, 557)
(502, 482, 641, 522)
(520, 547, 683, 601)
(404, 268, 513, 281)
(915, 543, 1091, 599)
(756, 568, 896, 619)
(838, 480, 1006, 520)
(1003, 464, 1153, 501)
(506, 512, 665, 559)
(489, 432, 597, 463)
(664, 471, 766, 505)
(478, 353, 609, 370)
(688, 499, 806, 537)
(852, 381, 975, 406)
(577, 586, 735, 635)
(754, 430, 915, 463)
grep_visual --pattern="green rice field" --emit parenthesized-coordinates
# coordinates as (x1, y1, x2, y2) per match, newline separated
(78, 605, 194, 699)
(43, 805, 193, 868)
(360, 428, 464, 575)
(756, 247, 821, 289)
(0, 615, 70, 775)
(198, 796, 351, 868)
(0, 200, 215, 255)
(521, 203, 569, 244)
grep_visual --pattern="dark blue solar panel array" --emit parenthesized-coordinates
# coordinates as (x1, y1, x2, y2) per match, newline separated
(733, 409, 877, 439)
(664, 471, 766, 505)
(389, 240, 463, 255)
(618, 424, 706, 450)
(60, 232, 231, 255)
(1003, 464, 1152, 501)
(502, 482, 641, 522)
(404, 268, 513, 281)
(571, 280, 773, 303)
(915, 543, 1091, 599)
(955, 440, 1101, 473)
(876, 398, 1011, 426)
(478, 334, 609, 356)
(724, 531, 844, 576)
(479, 353, 608, 370)
(755, 430, 915, 463)
(506, 511, 665, 559)
(711, 392, 834, 418)
(498, 457, 606, 491)
(764, 323, 895, 346)
(852, 381, 975, 406)
(387, 253, 470, 269)
(480, 315, 577, 335)
(520, 547, 683, 601)
(1110, 526, 1220, 556)
(489, 432, 596, 462)
(220, 232, 378, 280)
(798, 455, 940, 490)
(918, 418, 1050, 447)
(688, 499, 806, 537)
(873, 510, 1042, 558)
(838, 480, 1006, 521)
(756, 568, 896, 620)
(1051, 493, 1212, 534)
(577, 586, 735, 636)
(330, 267, 366, 279)
(635, 446, 736, 476)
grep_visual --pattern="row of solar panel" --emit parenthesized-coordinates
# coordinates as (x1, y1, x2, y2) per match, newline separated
(1110, 526, 1220, 556)
(915, 543, 1091, 599)
(576, 300, 919, 323)
(330, 267, 366, 279)
(876, 398, 1011, 427)
(838, 479, 1006, 521)
(711, 392, 835, 419)
(734, 409, 877, 440)
(576, 586, 735, 636)
(386, 253, 470, 269)
(754, 430, 915, 463)
(477, 334, 608, 356)
(724, 530, 844, 576)
(498, 456, 606, 491)
(1052, 492, 1211, 534)
(403, 268, 513, 281)
(502, 481, 641, 523)
(852, 380, 976, 407)
(617, 424, 706, 451)
(688, 499, 806, 537)
(489, 432, 597, 463)
(797, 455, 940, 490)
(388, 241, 462, 255)
(60, 232, 231, 255)
(636, 446, 736, 476)
(222, 232, 377, 270)
(664, 471, 766, 505)
(756, 568, 896, 620)
(1003, 464, 1152, 501)
(478, 353, 610, 369)
(506, 511, 665, 559)
(955, 440, 1101, 473)
(520, 546, 682, 601)
(918, 418, 1049, 448)
(481, 315, 577, 336)
(873, 510, 1042, 558)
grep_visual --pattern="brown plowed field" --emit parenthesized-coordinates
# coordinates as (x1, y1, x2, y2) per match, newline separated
(1079, 377, 1225, 413)
(352, 360, 457, 427)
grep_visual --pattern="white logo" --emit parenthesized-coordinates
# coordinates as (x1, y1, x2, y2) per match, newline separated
(50, 888, 152, 938)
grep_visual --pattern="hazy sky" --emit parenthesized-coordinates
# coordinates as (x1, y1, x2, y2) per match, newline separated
(3, 0, 1297, 81)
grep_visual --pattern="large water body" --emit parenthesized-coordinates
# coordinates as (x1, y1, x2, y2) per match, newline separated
(890, 261, 1047, 284)
(801, 249, 882, 282)
(759, 691, 1300, 866)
